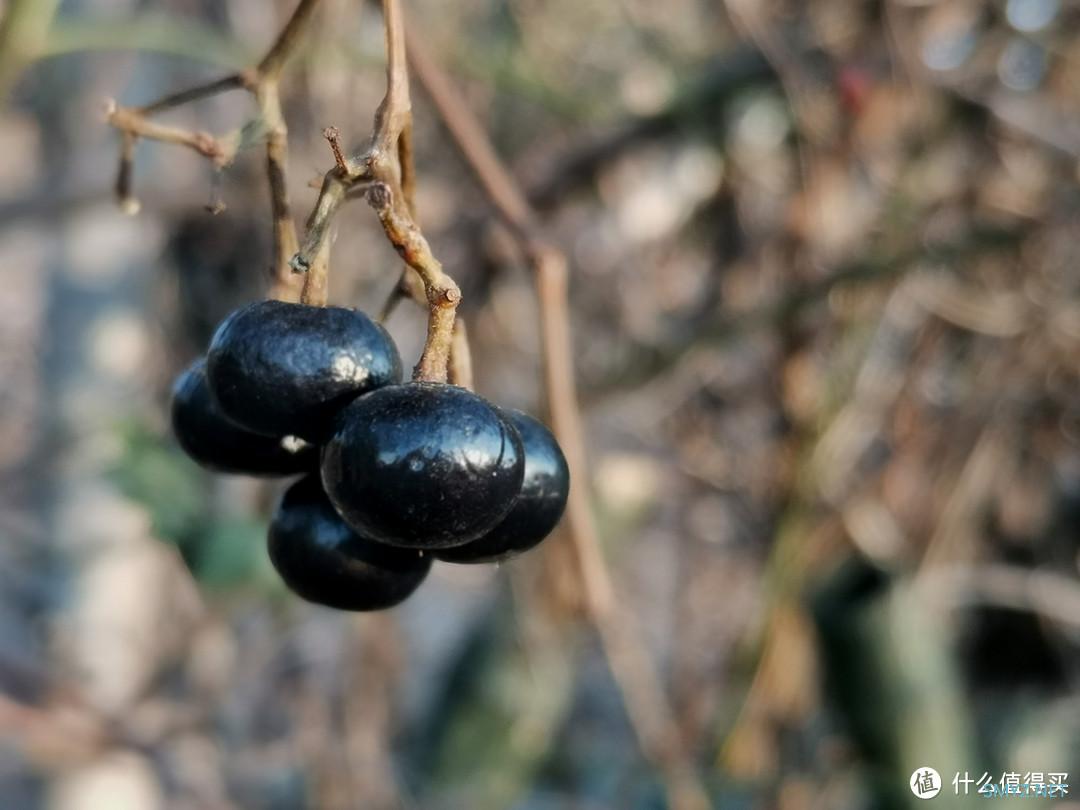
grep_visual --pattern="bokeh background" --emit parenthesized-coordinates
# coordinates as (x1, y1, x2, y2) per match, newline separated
(1, 0, 1079, 807)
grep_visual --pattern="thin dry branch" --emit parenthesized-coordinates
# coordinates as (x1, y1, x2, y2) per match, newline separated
(405, 22, 710, 810)
(106, 100, 232, 163)
(404, 24, 533, 235)
(137, 74, 246, 115)
(115, 131, 139, 215)
(363, 179, 460, 381)
(255, 77, 301, 298)
(390, 111, 431, 312)
(291, 0, 460, 381)
(106, 0, 460, 369)
(375, 94, 429, 320)
(106, 0, 325, 302)
(369, 0, 411, 157)
(258, 0, 325, 80)
(300, 235, 332, 307)
(397, 119, 417, 216)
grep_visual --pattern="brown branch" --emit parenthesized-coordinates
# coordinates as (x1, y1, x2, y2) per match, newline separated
(404, 24, 533, 235)
(377, 265, 427, 322)
(369, 0, 411, 157)
(397, 119, 417, 216)
(106, 0, 325, 303)
(254, 80, 300, 298)
(258, 0, 325, 80)
(405, 21, 709, 810)
(137, 74, 246, 115)
(392, 116, 430, 310)
(292, 171, 349, 271)
(291, 0, 460, 380)
(106, 101, 232, 163)
(377, 106, 429, 319)
(363, 180, 459, 381)
(377, 281, 406, 321)
(114, 131, 139, 215)
(300, 237, 331, 307)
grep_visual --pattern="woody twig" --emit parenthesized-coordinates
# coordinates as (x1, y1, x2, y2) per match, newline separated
(291, 0, 460, 382)
(106, 0, 324, 300)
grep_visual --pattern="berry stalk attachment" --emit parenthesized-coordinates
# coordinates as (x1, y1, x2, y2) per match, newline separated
(289, 0, 461, 383)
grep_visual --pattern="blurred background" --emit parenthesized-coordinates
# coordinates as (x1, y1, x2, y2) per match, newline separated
(1, 0, 1079, 807)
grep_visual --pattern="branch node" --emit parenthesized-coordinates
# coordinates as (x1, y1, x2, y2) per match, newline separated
(365, 182, 393, 211)
(194, 131, 225, 162)
(434, 285, 461, 306)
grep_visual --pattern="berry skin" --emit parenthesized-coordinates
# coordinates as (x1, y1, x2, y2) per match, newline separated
(437, 410, 569, 563)
(171, 359, 316, 476)
(321, 383, 525, 550)
(268, 476, 431, 611)
(206, 300, 402, 442)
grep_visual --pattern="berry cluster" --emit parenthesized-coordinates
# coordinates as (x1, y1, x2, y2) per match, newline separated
(171, 299, 570, 611)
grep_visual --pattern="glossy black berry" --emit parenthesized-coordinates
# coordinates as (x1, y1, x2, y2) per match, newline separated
(268, 476, 431, 611)
(206, 300, 402, 442)
(321, 383, 525, 550)
(171, 359, 317, 476)
(437, 410, 569, 563)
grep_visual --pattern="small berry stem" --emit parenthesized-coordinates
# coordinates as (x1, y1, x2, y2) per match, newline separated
(290, 0, 461, 381)
(299, 238, 331, 307)
(363, 181, 460, 382)
(292, 173, 348, 273)
(370, 0, 460, 382)
(257, 80, 301, 300)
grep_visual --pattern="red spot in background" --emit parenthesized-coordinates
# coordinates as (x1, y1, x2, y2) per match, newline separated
(837, 65, 872, 117)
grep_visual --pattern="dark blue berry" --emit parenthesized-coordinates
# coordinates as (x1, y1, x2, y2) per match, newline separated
(268, 476, 431, 611)
(437, 410, 569, 563)
(321, 383, 524, 550)
(171, 359, 316, 476)
(206, 300, 402, 442)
